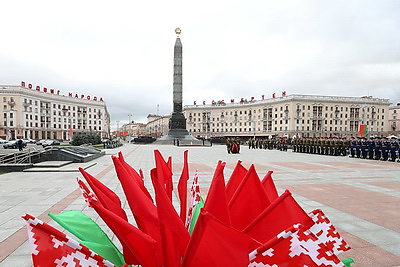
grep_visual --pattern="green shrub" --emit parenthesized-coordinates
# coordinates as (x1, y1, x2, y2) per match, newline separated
(71, 133, 102, 146)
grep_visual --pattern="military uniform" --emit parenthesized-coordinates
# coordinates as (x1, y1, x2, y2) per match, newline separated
(374, 138, 382, 160)
(368, 138, 375, 160)
(390, 139, 399, 162)
(349, 137, 357, 157)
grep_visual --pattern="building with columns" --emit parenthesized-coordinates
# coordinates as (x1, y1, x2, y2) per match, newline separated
(183, 93, 391, 139)
(0, 83, 110, 141)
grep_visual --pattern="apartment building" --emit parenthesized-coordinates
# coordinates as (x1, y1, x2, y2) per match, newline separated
(183, 94, 390, 138)
(0, 83, 110, 140)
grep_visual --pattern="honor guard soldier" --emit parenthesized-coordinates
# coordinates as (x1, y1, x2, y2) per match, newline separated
(360, 137, 368, 159)
(368, 137, 375, 160)
(381, 137, 390, 161)
(349, 137, 357, 157)
(341, 137, 348, 156)
(355, 137, 362, 158)
(389, 137, 399, 162)
(374, 137, 383, 160)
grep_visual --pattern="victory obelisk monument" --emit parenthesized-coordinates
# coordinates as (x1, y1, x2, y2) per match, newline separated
(157, 28, 199, 144)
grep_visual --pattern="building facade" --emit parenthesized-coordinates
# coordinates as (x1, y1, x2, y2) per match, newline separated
(0, 83, 110, 141)
(183, 94, 390, 139)
(119, 121, 147, 138)
(146, 114, 170, 137)
(388, 103, 400, 136)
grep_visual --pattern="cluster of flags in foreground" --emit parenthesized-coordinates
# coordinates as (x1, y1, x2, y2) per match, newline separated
(23, 149, 354, 267)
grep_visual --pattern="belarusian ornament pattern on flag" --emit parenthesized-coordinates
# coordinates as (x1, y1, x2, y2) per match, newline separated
(77, 177, 98, 207)
(22, 214, 115, 267)
(248, 224, 345, 267)
(186, 169, 201, 228)
(308, 209, 351, 255)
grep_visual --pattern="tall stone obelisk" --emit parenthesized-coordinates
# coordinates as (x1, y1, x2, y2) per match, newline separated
(167, 28, 190, 137)
(156, 28, 199, 144)
(169, 28, 186, 129)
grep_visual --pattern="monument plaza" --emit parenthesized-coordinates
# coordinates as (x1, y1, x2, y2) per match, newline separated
(0, 143, 399, 266)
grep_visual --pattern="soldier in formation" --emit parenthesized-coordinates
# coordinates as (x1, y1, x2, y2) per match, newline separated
(292, 137, 348, 156)
(348, 136, 399, 162)
(248, 137, 289, 152)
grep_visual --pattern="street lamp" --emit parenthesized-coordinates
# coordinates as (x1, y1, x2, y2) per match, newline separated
(116, 120, 120, 139)
(4, 109, 11, 141)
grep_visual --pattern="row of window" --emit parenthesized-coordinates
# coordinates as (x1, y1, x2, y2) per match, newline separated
(189, 126, 386, 133)
(190, 112, 385, 122)
(2, 97, 101, 115)
(188, 119, 385, 129)
(188, 105, 386, 117)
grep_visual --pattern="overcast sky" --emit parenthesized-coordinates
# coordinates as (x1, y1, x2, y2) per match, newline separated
(1, 1, 399, 129)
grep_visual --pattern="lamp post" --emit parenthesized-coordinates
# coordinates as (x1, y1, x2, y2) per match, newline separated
(116, 120, 120, 139)
(4, 109, 10, 141)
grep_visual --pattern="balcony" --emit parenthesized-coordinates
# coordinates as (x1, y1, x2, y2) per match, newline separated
(8, 101, 15, 108)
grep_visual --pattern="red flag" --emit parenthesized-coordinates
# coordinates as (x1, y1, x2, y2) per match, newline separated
(77, 178, 139, 265)
(248, 223, 345, 266)
(182, 210, 261, 267)
(308, 209, 351, 254)
(225, 160, 248, 201)
(261, 170, 279, 201)
(178, 150, 189, 224)
(154, 150, 173, 201)
(22, 214, 115, 267)
(228, 164, 271, 231)
(79, 168, 128, 221)
(111, 155, 161, 249)
(244, 189, 314, 243)
(117, 152, 153, 201)
(88, 198, 159, 267)
(204, 161, 231, 225)
(151, 168, 190, 267)
(166, 156, 173, 199)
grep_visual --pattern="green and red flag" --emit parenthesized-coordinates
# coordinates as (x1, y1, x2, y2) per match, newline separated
(48, 210, 125, 267)
(359, 124, 368, 135)
(23, 214, 115, 267)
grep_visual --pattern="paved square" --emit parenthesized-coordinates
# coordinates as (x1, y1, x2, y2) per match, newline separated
(0, 143, 399, 266)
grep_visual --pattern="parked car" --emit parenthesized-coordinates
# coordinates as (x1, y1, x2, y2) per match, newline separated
(36, 139, 47, 145)
(3, 140, 27, 149)
(22, 138, 36, 144)
(3, 140, 17, 149)
(42, 140, 61, 148)
(0, 138, 8, 144)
